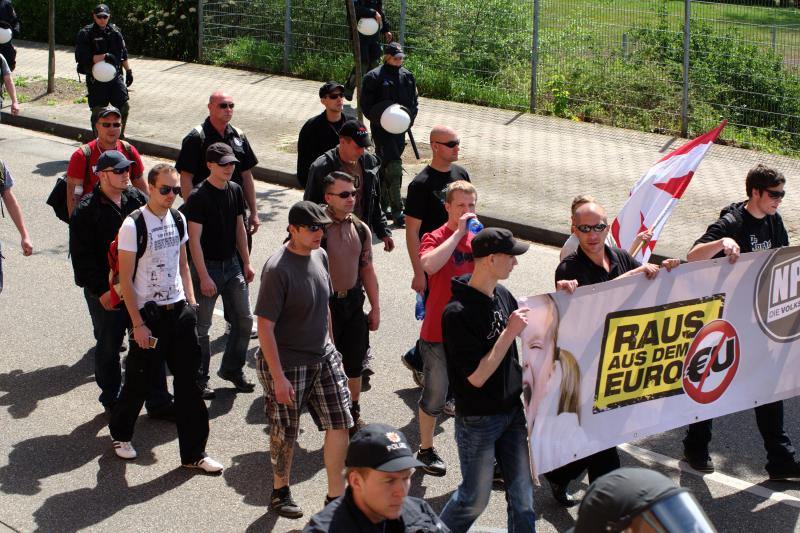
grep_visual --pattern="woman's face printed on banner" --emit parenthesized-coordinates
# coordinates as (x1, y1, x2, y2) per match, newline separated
(521, 294, 559, 436)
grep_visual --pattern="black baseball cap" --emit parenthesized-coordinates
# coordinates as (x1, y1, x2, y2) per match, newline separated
(97, 105, 121, 119)
(339, 119, 372, 148)
(94, 4, 110, 15)
(384, 42, 405, 58)
(288, 200, 333, 226)
(319, 80, 345, 98)
(206, 142, 239, 165)
(346, 424, 425, 472)
(95, 150, 133, 172)
(472, 228, 529, 258)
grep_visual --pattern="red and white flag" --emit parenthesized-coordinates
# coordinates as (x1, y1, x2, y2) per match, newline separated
(611, 120, 727, 262)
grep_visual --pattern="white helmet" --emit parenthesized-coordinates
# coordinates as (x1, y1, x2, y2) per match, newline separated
(92, 61, 117, 83)
(357, 17, 380, 36)
(0, 27, 11, 45)
(380, 104, 411, 134)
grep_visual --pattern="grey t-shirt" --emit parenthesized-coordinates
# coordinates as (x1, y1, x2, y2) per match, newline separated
(255, 245, 335, 367)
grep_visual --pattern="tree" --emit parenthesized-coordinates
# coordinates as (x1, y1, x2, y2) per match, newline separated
(47, 0, 55, 93)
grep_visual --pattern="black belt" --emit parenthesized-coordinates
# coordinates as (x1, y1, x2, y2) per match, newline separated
(332, 285, 362, 299)
(158, 300, 185, 310)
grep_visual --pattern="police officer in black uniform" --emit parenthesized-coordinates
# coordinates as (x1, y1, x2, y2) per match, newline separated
(0, 0, 19, 71)
(75, 4, 133, 137)
(360, 42, 417, 228)
(343, 0, 392, 101)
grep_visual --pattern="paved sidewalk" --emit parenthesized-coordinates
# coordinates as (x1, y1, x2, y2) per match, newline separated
(8, 40, 800, 258)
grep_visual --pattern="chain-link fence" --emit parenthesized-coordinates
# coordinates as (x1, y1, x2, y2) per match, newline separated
(200, 0, 800, 157)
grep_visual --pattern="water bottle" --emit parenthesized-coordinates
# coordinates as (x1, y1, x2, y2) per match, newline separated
(415, 292, 426, 320)
(467, 217, 483, 234)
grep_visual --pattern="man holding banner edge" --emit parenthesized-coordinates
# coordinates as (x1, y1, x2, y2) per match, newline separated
(682, 164, 800, 481)
(548, 200, 680, 506)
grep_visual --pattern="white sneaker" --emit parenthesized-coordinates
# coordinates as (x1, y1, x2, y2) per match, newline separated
(113, 440, 137, 460)
(183, 456, 224, 474)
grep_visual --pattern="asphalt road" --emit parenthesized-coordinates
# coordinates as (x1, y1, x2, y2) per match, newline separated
(1, 125, 799, 532)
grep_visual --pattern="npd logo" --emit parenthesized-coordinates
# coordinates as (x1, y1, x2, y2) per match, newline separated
(755, 247, 800, 342)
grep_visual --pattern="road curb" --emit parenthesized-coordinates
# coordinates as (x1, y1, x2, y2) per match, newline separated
(3, 110, 672, 262)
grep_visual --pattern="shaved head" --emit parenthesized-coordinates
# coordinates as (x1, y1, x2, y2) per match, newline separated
(573, 202, 607, 224)
(430, 125, 457, 143)
(209, 90, 232, 105)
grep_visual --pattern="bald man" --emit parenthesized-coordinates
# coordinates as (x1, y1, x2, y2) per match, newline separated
(402, 126, 471, 381)
(175, 91, 260, 236)
(549, 201, 679, 506)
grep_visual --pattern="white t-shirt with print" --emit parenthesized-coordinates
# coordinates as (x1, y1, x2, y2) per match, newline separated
(118, 206, 187, 306)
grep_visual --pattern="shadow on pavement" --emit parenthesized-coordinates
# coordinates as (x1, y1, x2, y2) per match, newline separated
(33, 160, 68, 177)
(0, 348, 95, 419)
(0, 414, 108, 495)
(31, 454, 193, 533)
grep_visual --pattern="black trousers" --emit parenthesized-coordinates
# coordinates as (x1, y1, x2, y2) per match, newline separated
(544, 447, 620, 487)
(684, 400, 795, 473)
(110, 301, 209, 464)
(330, 286, 368, 378)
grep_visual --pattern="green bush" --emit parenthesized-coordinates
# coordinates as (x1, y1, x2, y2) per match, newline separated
(16, 0, 198, 61)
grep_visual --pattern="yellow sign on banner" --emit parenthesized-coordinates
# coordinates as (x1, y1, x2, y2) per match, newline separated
(593, 295, 725, 413)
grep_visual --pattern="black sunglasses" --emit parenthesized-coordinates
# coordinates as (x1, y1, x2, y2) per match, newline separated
(434, 139, 460, 148)
(95, 13, 109, 19)
(327, 93, 344, 100)
(301, 223, 326, 232)
(100, 122, 121, 128)
(765, 189, 786, 200)
(218, 103, 235, 109)
(158, 185, 181, 196)
(576, 223, 609, 233)
(326, 190, 357, 199)
(102, 167, 129, 175)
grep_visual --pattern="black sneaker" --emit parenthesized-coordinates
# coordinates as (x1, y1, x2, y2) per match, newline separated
(683, 453, 715, 473)
(217, 370, 256, 392)
(416, 447, 446, 477)
(270, 486, 303, 519)
(548, 479, 578, 507)
(200, 385, 216, 399)
(401, 354, 425, 388)
(492, 460, 505, 491)
(768, 461, 800, 481)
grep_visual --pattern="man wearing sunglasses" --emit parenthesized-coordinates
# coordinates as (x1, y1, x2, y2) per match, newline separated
(682, 163, 800, 481)
(184, 143, 256, 399)
(296, 81, 348, 188)
(361, 42, 418, 228)
(66, 105, 146, 216)
(75, 4, 132, 136)
(69, 150, 173, 419)
(176, 91, 259, 241)
(255, 201, 353, 518)
(110, 163, 223, 474)
(320, 171, 380, 435)
(305, 119, 393, 252)
(549, 201, 679, 506)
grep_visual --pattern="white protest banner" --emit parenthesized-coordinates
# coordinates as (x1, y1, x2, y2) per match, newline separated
(520, 246, 800, 476)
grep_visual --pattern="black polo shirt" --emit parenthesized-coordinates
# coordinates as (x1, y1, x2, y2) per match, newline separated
(175, 117, 258, 189)
(555, 244, 641, 286)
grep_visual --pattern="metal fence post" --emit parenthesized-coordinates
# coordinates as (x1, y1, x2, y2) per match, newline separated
(284, 0, 292, 73)
(197, 0, 204, 62)
(772, 25, 777, 52)
(399, 0, 407, 47)
(530, 0, 540, 113)
(681, 0, 690, 137)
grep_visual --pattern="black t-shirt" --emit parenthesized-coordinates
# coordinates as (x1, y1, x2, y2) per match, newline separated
(694, 202, 789, 256)
(183, 180, 246, 260)
(443, 274, 523, 416)
(175, 118, 258, 189)
(555, 245, 641, 286)
(404, 164, 470, 238)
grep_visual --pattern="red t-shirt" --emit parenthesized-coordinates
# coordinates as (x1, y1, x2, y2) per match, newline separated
(419, 224, 475, 343)
(66, 139, 145, 195)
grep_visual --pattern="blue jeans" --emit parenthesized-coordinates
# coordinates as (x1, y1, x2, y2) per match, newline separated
(441, 404, 536, 533)
(192, 257, 253, 384)
(83, 288, 172, 410)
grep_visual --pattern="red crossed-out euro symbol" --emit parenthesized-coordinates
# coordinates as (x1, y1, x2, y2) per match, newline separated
(682, 320, 740, 404)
